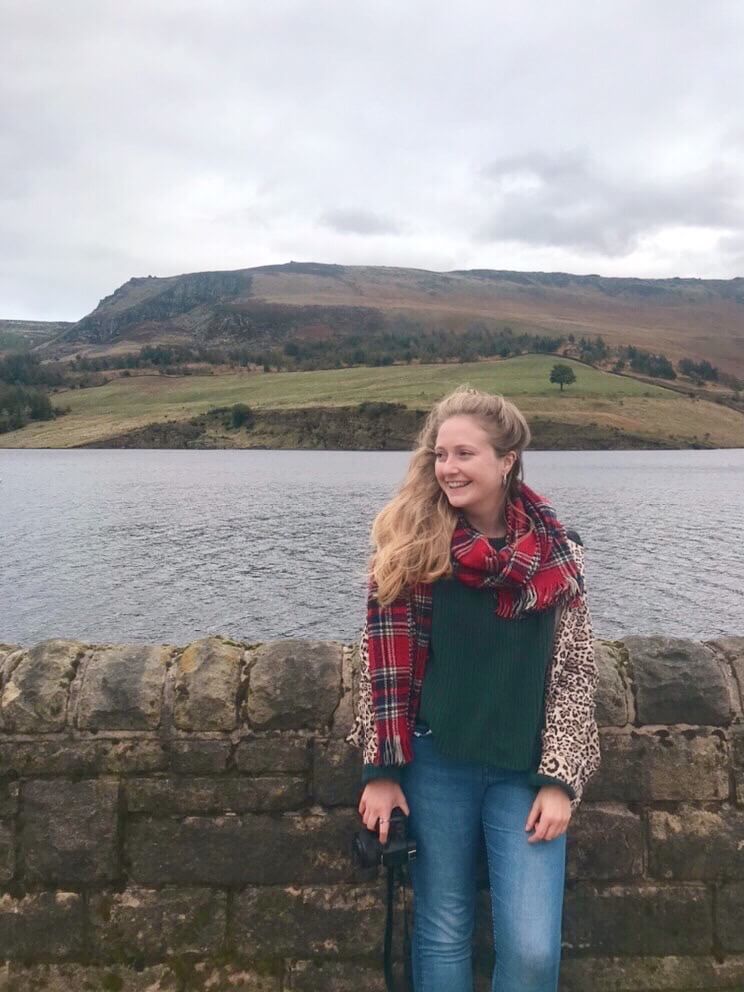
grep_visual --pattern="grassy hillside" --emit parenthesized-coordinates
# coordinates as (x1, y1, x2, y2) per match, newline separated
(250, 264, 744, 376)
(0, 319, 73, 353)
(2, 355, 743, 449)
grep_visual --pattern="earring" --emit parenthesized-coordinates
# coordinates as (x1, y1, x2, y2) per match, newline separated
(502, 473, 508, 487)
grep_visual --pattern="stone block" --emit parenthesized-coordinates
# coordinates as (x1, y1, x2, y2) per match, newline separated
(313, 738, 362, 806)
(585, 729, 729, 802)
(330, 688, 356, 742)
(0, 639, 86, 732)
(170, 738, 231, 774)
(0, 780, 18, 818)
(329, 644, 356, 740)
(624, 636, 733, 725)
(565, 804, 644, 881)
(0, 738, 168, 777)
(0, 820, 14, 883)
(286, 959, 388, 991)
(0, 962, 179, 990)
(128, 808, 360, 886)
(0, 644, 21, 683)
(235, 735, 311, 773)
(181, 962, 282, 990)
(732, 724, 744, 803)
(562, 882, 712, 956)
(21, 778, 119, 886)
(244, 640, 341, 730)
(0, 891, 85, 959)
(173, 636, 244, 731)
(594, 640, 631, 726)
(649, 805, 744, 880)
(348, 635, 361, 702)
(76, 643, 170, 730)
(125, 775, 306, 814)
(128, 813, 244, 887)
(558, 953, 744, 991)
(233, 882, 392, 957)
(89, 886, 227, 960)
(708, 636, 744, 714)
(717, 881, 744, 952)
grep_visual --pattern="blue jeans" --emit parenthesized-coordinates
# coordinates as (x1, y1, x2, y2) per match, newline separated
(400, 720, 567, 992)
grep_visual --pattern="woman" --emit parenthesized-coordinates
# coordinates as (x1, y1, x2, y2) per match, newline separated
(346, 384, 601, 992)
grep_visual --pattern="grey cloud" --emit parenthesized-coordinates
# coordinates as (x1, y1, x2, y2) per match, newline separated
(320, 208, 402, 236)
(718, 231, 744, 257)
(476, 152, 744, 255)
(3, 0, 744, 318)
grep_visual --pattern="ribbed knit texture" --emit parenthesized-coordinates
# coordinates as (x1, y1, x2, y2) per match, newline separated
(362, 535, 575, 799)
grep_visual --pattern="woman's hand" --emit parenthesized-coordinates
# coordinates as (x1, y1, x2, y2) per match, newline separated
(358, 779, 410, 845)
(525, 785, 571, 842)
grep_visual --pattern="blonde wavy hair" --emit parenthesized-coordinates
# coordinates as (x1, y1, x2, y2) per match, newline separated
(368, 384, 532, 605)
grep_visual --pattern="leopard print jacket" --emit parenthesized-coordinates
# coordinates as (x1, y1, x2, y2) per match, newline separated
(345, 539, 601, 814)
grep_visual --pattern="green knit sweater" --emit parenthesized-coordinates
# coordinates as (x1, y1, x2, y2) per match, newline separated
(362, 535, 575, 799)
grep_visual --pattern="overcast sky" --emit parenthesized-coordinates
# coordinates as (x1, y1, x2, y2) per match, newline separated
(3, 0, 744, 321)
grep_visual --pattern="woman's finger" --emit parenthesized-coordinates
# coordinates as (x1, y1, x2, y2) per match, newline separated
(378, 815, 389, 845)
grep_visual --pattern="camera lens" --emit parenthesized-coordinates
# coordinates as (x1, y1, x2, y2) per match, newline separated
(352, 829, 381, 869)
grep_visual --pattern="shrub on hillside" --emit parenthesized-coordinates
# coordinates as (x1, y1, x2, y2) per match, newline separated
(357, 401, 406, 417)
(229, 403, 254, 429)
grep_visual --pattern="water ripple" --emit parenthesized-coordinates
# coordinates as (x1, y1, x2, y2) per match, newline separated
(2, 448, 743, 644)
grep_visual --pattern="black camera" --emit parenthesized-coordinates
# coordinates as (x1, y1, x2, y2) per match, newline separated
(352, 806, 417, 869)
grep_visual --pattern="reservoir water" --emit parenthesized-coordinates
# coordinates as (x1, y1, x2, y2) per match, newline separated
(1, 448, 743, 645)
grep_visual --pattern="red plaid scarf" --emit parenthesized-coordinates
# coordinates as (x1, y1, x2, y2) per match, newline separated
(366, 480, 584, 765)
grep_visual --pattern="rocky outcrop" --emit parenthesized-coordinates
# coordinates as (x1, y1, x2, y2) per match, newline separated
(0, 634, 743, 990)
(69, 270, 254, 344)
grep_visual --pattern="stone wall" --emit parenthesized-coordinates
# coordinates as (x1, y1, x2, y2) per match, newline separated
(0, 633, 743, 992)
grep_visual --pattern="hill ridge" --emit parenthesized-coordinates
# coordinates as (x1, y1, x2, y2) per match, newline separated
(17, 262, 744, 376)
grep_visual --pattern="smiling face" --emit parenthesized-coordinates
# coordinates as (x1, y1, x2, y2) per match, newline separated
(434, 415, 517, 533)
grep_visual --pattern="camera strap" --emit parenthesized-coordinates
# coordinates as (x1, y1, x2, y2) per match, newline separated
(383, 863, 414, 991)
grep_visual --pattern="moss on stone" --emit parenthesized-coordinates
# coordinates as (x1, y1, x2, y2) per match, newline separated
(100, 973, 124, 991)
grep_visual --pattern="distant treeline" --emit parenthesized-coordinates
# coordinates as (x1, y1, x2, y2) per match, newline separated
(0, 353, 67, 387)
(70, 343, 220, 374)
(0, 383, 55, 432)
(614, 346, 677, 379)
(68, 325, 564, 373)
(1, 327, 742, 435)
(0, 354, 71, 432)
(678, 357, 719, 381)
(63, 330, 738, 391)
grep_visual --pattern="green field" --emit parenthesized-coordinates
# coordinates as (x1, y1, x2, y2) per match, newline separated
(3, 355, 744, 448)
(69, 354, 674, 408)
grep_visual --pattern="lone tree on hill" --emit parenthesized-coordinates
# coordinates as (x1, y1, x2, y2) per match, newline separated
(550, 363, 576, 392)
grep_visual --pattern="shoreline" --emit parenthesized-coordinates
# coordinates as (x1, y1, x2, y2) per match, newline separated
(71, 405, 722, 451)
